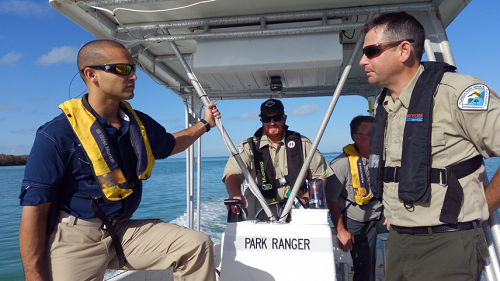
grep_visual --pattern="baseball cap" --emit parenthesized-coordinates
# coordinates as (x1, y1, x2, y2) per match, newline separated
(260, 99, 285, 116)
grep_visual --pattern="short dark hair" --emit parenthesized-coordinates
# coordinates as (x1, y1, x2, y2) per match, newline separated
(350, 115, 374, 139)
(362, 12, 425, 61)
(77, 40, 128, 80)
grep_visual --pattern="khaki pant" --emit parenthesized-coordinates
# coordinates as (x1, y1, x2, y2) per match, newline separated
(45, 217, 216, 281)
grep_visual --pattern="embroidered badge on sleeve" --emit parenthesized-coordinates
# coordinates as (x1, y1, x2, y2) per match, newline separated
(458, 84, 490, 110)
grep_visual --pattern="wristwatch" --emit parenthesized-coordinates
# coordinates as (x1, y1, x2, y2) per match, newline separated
(200, 119, 211, 132)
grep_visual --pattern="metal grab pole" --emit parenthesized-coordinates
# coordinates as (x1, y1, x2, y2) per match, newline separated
(484, 222, 500, 281)
(184, 99, 194, 229)
(483, 174, 500, 280)
(168, 37, 276, 221)
(196, 136, 201, 231)
(423, 38, 436, 62)
(488, 212, 500, 265)
(279, 12, 375, 223)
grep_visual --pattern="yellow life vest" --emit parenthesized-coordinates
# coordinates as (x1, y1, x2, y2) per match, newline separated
(59, 96, 155, 202)
(343, 144, 372, 206)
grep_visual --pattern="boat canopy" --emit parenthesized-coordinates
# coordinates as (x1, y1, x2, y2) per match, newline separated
(50, 0, 470, 101)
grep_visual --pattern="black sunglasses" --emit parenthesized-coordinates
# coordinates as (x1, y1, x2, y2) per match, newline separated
(261, 115, 284, 123)
(362, 39, 415, 59)
(80, 63, 136, 75)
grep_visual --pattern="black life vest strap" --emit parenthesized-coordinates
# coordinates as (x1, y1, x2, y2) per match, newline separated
(438, 155, 483, 224)
(399, 62, 457, 203)
(250, 129, 277, 199)
(339, 194, 354, 214)
(90, 197, 127, 268)
(368, 88, 389, 198)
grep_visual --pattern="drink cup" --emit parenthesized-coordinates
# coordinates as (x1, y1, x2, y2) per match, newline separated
(308, 179, 326, 209)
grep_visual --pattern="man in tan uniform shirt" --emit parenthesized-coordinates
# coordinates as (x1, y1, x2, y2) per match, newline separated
(359, 12, 500, 280)
(223, 99, 333, 221)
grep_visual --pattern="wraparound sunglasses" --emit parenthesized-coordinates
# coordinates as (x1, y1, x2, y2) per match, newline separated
(261, 115, 284, 123)
(363, 39, 415, 59)
(80, 63, 136, 75)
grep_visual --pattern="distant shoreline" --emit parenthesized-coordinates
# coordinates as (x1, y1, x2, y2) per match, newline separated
(0, 152, 342, 166)
(0, 154, 28, 166)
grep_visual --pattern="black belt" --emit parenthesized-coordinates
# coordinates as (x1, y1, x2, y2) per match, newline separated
(392, 220, 481, 235)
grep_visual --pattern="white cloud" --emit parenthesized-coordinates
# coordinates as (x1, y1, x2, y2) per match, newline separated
(12, 128, 35, 135)
(0, 103, 18, 111)
(289, 104, 319, 116)
(0, 0, 50, 16)
(0, 104, 11, 110)
(36, 46, 78, 65)
(238, 112, 259, 120)
(0, 51, 23, 64)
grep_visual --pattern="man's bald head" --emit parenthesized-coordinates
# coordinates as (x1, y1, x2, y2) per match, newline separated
(77, 40, 128, 79)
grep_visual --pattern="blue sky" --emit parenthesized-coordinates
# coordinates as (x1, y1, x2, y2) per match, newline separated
(0, 0, 499, 157)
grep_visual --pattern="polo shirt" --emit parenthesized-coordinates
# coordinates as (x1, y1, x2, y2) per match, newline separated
(20, 107, 175, 219)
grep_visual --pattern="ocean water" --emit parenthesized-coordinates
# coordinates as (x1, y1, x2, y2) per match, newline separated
(1, 153, 499, 280)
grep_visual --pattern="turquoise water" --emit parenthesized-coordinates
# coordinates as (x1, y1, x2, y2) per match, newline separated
(1, 153, 499, 280)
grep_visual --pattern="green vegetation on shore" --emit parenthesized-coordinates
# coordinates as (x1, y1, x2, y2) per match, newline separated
(0, 154, 29, 166)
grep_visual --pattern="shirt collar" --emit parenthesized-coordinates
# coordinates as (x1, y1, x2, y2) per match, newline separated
(398, 64, 425, 108)
(94, 107, 130, 135)
(259, 131, 285, 149)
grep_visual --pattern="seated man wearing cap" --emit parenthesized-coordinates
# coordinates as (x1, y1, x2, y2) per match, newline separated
(222, 99, 333, 220)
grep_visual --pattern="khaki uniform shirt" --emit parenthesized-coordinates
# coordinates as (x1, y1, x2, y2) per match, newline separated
(379, 64, 500, 227)
(326, 152, 383, 222)
(223, 132, 334, 220)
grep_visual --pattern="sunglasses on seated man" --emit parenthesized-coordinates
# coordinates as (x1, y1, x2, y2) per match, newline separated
(362, 39, 415, 59)
(261, 114, 284, 123)
(80, 63, 136, 75)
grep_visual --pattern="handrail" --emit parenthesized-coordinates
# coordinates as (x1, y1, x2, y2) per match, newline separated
(279, 12, 376, 223)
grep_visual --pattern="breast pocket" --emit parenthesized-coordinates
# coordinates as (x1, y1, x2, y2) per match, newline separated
(431, 127, 447, 165)
(75, 144, 97, 184)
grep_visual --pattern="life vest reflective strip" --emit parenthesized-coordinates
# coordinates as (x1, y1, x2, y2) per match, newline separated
(59, 96, 155, 202)
(343, 144, 372, 205)
(249, 127, 304, 199)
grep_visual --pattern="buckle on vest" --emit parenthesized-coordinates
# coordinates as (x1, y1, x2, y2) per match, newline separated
(262, 184, 273, 191)
(277, 177, 287, 187)
(438, 167, 448, 186)
(383, 167, 400, 183)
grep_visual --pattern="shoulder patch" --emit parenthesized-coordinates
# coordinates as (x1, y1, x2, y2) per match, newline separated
(236, 146, 244, 154)
(457, 84, 490, 111)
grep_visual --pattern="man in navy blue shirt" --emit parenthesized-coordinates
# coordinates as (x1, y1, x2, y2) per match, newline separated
(19, 40, 220, 281)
